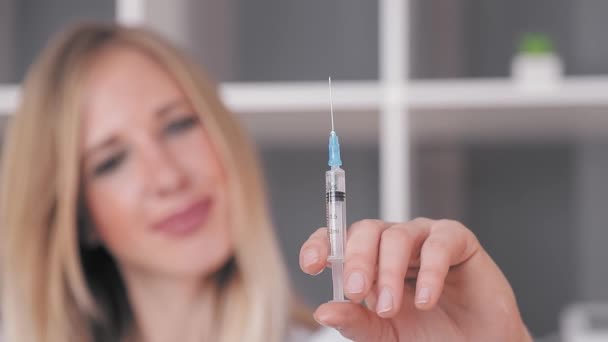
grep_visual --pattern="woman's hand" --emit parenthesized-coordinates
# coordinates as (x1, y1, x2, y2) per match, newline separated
(299, 218, 532, 342)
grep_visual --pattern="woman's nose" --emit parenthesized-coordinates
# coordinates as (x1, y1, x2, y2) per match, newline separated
(140, 146, 189, 196)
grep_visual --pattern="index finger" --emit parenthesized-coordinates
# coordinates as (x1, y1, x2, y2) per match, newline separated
(300, 227, 330, 275)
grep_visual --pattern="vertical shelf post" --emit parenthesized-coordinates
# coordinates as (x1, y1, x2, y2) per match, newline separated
(380, 0, 410, 222)
(116, 0, 146, 26)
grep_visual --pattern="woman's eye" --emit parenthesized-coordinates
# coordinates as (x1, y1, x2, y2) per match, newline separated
(93, 151, 127, 177)
(164, 115, 199, 135)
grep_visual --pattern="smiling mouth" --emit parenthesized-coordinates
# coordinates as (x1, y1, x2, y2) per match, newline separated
(152, 198, 213, 237)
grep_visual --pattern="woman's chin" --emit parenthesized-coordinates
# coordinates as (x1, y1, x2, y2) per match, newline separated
(144, 245, 233, 280)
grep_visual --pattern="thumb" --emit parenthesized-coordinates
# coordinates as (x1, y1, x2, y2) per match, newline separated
(313, 302, 397, 342)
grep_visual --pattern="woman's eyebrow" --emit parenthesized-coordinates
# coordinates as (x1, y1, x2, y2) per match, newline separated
(155, 98, 188, 118)
(83, 136, 120, 162)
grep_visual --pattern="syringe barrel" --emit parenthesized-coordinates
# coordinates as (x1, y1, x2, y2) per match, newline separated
(326, 167, 346, 260)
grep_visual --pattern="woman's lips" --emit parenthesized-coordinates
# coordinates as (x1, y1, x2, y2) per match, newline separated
(153, 198, 213, 237)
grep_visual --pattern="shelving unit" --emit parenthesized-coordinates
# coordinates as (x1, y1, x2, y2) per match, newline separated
(2, 0, 608, 222)
(5, 76, 608, 113)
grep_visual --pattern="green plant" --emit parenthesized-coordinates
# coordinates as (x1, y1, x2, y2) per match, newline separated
(518, 33, 555, 55)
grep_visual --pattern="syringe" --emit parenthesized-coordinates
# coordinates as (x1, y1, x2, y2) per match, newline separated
(326, 77, 347, 302)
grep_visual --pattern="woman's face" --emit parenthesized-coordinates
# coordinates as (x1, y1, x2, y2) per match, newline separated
(80, 46, 232, 279)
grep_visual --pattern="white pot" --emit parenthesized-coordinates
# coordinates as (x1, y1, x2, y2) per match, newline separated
(511, 53, 564, 91)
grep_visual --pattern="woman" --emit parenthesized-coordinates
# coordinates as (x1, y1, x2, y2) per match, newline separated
(0, 23, 532, 342)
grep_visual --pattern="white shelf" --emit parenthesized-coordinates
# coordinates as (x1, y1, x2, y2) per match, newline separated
(5, 77, 608, 115)
(4, 77, 608, 144)
(223, 76, 608, 113)
(409, 76, 608, 109)
(220, 81, 379, 113)
(0, 82, 377, 115)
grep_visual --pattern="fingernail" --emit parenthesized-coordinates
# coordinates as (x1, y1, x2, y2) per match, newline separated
(416, 287, 431, 304)
(346, 272, 365, 294)
(314, 314, 340, 330)
(313, 314, 328, 327)
(302, 249, 319, 268)
(377, 287, 393, 314)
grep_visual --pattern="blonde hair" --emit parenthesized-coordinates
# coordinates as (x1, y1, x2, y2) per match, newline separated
(1, 23, 307, 342)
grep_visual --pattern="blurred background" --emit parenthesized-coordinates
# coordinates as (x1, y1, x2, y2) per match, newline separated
(2, 0, 608, 339)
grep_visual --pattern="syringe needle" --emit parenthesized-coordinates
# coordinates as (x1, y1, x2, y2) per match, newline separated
(329, 77, 335, 132)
